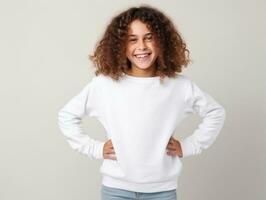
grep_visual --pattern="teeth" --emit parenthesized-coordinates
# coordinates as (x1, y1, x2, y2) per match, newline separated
(135, 54, 149, 58)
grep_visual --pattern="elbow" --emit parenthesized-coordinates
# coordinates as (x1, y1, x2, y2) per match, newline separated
(58, 106, 68, 120)
(57, 108, 67, 127)
(207, 104, 226, 124)
(216, 106, 226, 126)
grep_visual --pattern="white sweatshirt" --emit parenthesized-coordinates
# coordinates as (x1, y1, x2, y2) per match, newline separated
(58, 73, 226, 193)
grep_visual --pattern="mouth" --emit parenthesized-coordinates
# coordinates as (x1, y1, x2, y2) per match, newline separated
(134, 53, 151, 57)
(134, 53, 152, 62)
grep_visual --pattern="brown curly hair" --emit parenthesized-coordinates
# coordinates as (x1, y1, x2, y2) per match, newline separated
(89, 5, 191, 82)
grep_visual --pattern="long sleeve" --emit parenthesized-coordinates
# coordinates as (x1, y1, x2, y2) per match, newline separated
(57, 78, 105, 160)
(180, 79, 226, 158)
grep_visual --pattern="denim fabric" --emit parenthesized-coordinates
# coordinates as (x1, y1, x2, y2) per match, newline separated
(101, 184, 177, 200)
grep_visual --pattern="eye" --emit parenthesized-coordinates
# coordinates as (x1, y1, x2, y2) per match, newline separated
(145, 36, 153, 41)
(128, 38, 137, 42)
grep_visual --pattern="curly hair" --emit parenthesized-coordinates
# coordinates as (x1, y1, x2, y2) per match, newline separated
(89, 5, 191, 82)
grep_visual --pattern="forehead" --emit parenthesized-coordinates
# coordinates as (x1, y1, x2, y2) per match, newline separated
(127, 20, 151, 36)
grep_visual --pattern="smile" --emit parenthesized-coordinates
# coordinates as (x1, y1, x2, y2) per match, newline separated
(134, 53, 151, 59)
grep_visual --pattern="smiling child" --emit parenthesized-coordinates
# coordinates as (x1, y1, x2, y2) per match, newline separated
(58, 5, 226, 200)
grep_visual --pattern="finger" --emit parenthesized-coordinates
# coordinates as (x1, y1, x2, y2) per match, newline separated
(166, 146, 176, 151)
(167, 140, 173, 146)
(169, 137, 177, 143)
(171, 137, 177, 142)
(167, 151, 176, 156)
(167, 143, 176, 148)
(168, 139, 175, 144)
(108, 154, 117, 160)
(106, 141, 114, 147)
(107, 144, 114, 149)
(107, 149, 116, 154)
(171, 139, 179, 146)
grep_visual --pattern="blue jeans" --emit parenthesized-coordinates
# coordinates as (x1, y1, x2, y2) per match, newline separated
(101, 184, 177, 200)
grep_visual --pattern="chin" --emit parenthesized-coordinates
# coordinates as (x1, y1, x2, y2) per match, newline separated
(131, 60, 157, 70)
(134, 64, 154, 70)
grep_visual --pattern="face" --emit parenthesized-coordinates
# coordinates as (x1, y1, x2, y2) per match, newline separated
(125, 20, 159, 76)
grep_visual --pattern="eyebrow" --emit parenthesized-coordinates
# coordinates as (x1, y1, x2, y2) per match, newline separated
(128, 33, 152, 37)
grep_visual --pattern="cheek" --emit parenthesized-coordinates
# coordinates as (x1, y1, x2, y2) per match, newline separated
(148, 42, 157, 51)
(126, 46, 133, 58)
(154, 48, 160, 57)
(125, 49, 130, 59)
(153, 44, 160, 57)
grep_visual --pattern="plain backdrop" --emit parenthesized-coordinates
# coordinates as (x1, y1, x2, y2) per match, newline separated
(0, 0, 265, 199)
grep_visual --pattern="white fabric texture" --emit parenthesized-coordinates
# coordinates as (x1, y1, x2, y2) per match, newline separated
(58, 73, 226, 193)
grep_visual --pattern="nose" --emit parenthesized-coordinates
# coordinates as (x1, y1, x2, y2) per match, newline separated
(137, 39, 147, 50)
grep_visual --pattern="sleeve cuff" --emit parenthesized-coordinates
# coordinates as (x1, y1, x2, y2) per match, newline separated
(179, 137, 195, 158)
(89, 140, 105, 160)
(93, 141, 105, 160)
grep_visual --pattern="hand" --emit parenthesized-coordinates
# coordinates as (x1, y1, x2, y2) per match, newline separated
(166, 136, 183, 158)
(103, 139, 117, 160)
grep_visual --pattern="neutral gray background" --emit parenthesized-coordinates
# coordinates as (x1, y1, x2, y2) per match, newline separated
(1, 0, 265, 199)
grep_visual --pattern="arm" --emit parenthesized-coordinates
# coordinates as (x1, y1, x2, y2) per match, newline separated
(179, 79, 226, 158)
(57, 78, 105, 160)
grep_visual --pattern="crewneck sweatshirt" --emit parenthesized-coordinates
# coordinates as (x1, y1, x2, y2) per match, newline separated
(58, 73, 226, 193)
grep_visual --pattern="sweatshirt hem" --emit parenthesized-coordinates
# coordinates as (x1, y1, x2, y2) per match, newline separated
(101, 175, 178, 193)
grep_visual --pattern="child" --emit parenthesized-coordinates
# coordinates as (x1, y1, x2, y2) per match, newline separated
(58, 5, 226, 200)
